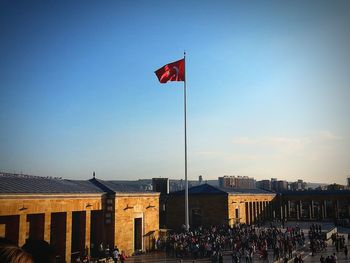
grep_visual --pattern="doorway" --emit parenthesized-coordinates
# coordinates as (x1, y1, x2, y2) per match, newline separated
(134, 218, 142, 251)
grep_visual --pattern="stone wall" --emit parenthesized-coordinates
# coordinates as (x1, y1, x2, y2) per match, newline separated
(0, 194, 103, 263)
(114, 193, 160, 257)
(166, 192, 276, 229)
(166, 194, 229, 230)
(227, 194, 275, 225)
(0, 194, 102, 216)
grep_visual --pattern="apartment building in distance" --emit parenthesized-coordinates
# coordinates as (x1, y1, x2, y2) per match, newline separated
(218, 175, 255, 189)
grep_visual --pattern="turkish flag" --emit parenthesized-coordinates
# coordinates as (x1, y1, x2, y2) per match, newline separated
(155, 58, 185, 83)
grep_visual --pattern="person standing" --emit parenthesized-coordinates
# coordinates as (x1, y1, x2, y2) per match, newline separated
(344, 245, 348, 259)
(332, 253, 337, 263)
(119, 250, 126, 263)
(112, 246, 119, 263)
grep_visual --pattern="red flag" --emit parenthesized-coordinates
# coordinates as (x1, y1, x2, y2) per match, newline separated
(155, 58, 185, 83)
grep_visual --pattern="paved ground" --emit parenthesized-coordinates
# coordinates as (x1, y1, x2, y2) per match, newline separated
(125, 225, 350, 263)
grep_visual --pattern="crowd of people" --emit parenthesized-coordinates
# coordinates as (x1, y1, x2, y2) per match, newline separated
(164, 223, 310, 262)
(331, 232, 347, 253)
(1, 223, 349, 263)
(308, 224, 327, 255)
(90, 243, 126, 263)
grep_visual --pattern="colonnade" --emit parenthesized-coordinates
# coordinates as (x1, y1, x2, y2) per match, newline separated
(277, 199, 349, 221)
(244, 200, 274, 224)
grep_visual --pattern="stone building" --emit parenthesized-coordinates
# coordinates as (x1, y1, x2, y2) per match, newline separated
(88, 177, 160, 256)
(0, 173, 160, 262)
(0, 173, 104, 262)
(166, 184, 276, 230)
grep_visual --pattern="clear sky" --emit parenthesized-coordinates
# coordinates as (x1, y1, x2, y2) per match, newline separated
(1, 0, 349, 184)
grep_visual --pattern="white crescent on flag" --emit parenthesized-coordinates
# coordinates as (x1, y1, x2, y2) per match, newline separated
(173, 66, 179, 77)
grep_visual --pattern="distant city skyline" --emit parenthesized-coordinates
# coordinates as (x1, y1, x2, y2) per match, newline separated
(1, 1, 349, 184)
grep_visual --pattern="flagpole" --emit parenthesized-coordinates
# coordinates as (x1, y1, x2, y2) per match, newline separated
(184, 51, 189, 231)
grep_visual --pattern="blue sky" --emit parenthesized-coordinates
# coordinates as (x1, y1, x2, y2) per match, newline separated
(1, 0, 349, 184)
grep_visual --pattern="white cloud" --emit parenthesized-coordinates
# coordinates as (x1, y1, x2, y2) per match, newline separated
(231, 130, 342, 155)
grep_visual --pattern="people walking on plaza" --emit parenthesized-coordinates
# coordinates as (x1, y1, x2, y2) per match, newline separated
(332, 253, 337, 263)
(112, 246, 119, 263)
(119, 250, 126, 263)
(98, 242, 104, 258)
(261, 248, 268, 263)
(164, 223, 316, 262)
(344, 245, 348, 258)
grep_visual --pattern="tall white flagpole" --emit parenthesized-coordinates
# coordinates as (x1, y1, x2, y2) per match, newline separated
(184, 51, 189, 231)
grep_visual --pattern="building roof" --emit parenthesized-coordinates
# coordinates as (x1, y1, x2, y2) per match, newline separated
(170, 183, 275, 196)
(0, 173, 104, 194)
(279, 189, 350, 196)
(89, 177, 156, 194)
(222, 187, 275, 195)
(170, 184, 227, 195)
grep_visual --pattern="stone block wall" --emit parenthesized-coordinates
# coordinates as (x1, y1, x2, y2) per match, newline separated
(228, 194, 275, 225)
(114, 193, 160, 256)
(166, 194, 229, 230)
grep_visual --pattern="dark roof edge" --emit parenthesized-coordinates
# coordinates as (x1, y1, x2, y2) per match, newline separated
(170, 183, 228, 196)
(88, 178, 115, 194)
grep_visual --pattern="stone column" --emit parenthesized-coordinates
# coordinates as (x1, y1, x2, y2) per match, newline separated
(254, 202, 258, 222)
(85, 210, 91, 254)
(299, 201, 303, 219)
(284, 203, 287, 220)
(245, 203, 249, 225)
(268, 201, 275, 220)
(310, 200, 314, 220)
(321, 202, 325, 220)
(324, 200, 327, 219)
(335, 200, 339, 219)
(248, 202, 252, 224)
(18, 214, 27, 247)
(250, 202, 253, 223)
(280, 205, 284, 220)
(44, 213, 51, 243)
(309, 203, 312, 220)
(296, 203, 300, 220)
(65, 212, 72, 263)
(287, 201, 291, 219)
(263, 201, 267, 220)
